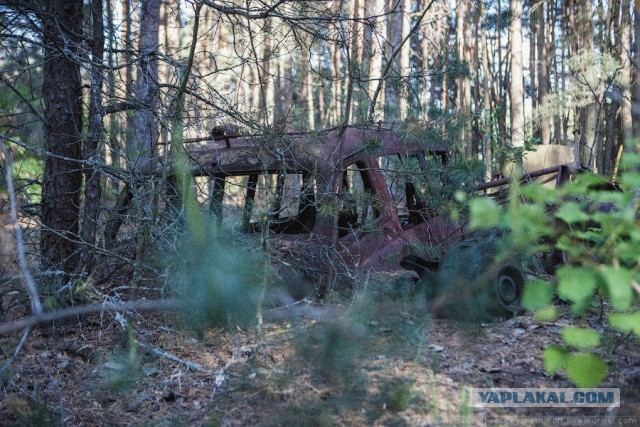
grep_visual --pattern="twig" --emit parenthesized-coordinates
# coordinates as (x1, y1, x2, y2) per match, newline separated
(0, 299, 185, 335)
(1, 144, 42, 315)
(136, 341, 207, 372)
(0, 327, 31, 379)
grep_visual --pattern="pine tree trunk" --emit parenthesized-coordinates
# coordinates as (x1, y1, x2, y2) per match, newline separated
(481, 0, 493, 180)
(537, 0, 550, 145)
(509, 0, 525, 148)
(133, 0, 161, 173)
(41, 0, 84, 273)
(80, 0, 106, 270)
(632, 1, 640, 136)
(385, 0, 404, 122)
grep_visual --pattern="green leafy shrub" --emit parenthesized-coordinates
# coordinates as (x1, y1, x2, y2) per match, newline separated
(470, 144, 640, 387)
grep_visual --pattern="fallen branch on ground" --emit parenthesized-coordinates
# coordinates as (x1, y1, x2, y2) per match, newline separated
(0, 299, 185, 335)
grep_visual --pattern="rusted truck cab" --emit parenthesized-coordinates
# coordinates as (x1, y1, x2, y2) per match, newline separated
(185, 126, 461, 280)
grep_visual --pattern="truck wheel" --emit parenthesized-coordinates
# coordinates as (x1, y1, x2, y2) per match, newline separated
(431, 240, 525, 322)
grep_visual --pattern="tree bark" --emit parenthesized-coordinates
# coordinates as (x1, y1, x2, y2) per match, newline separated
(632, 0, 640, 136)
(132, 0, 161, 173)
(481, 0, 493, 179)
(41, 0, 84, 273)
(385, 0, 404, 122)
(509, 0, 525, 148)
(537, 0, 550, 145)
(80, 0, 106, 271)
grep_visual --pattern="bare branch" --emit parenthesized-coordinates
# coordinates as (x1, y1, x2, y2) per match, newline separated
(1, 144, 42, 315)
(0, 299, 185, 335)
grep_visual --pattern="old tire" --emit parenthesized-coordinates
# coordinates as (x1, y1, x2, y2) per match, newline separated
(430, 240, 525, 322)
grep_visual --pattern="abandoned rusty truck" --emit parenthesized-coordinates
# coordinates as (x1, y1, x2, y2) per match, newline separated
(181, 125, 575, 320)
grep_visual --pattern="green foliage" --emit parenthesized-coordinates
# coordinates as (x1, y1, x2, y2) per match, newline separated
(379, 378, 422, 412)
(172, 226, 265, 333)
(0, 144, 43, 203)
(565, 353, 608, 388)
(468, 142, 640, 387)
(468, 198, 501, 229)
(561, 327, 601, 350)
(522, 279, 554, 310)
(543, 345, 568, 374)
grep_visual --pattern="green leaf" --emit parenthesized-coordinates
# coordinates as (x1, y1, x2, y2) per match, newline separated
(561, 326, 601, 349)
(620, 152, 640, 168)
(555, 235, 584, 258)
(609, 312, 640, 337)
(520, 183, 559, 204)
(534, 305, 558, 322)
(617, 242, 640, 266)
(522, 279, 555, 310)
(620, 173, 640, 190)
(555, 202, 589, 225)
(600, 267, 633, 311)
(565, 353, 608, 387)
(557, 266, 599, 313)
(574, 230, 603, 244)
(543, 346, 568, 374)
(468, 198, 501, 229)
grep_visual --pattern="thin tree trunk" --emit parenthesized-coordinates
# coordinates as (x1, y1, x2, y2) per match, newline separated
(318, 48, 326, 125)
(632, 1, 640, 136)
(123, 0, 134, 151)
(80, 0, 106, 270)
(530, 0, 538, 117)
(537, 0, 550, 145)
(481, 0, 493, 180)
(368, 0, 385, 120)
(385, 0, 404, 122)
(510, 0, 525, 148)
(421, 4, 430, 117)
(576, 0, 599, 170)
(133, 0, 161, 173)
(551, 0, 562, 144)
(617, 0, 633, 177)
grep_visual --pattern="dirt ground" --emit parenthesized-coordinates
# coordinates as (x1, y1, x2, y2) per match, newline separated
(0, 279, 638, 427)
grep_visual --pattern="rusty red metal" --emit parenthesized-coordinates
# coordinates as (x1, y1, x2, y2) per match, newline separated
(183, 125, 573, 282)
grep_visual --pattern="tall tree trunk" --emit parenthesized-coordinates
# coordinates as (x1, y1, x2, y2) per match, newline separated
(385, 0, 404, 122)
(317, 49, 326, 125)
(303, 44, 316, 130)
(496, 0, 507, 148)
(530, 0, 538, 117)
(575, 0, 599, 170)
(132, 0, 161, 280)
(359, 0, 373, 122)
(456, 0, 466, 112)
(80, 0, 106, 270)
(263, 19, 274, 126)
(368, 0, 385, 120)
(41, 0, 84, 273)
(421, 4, 430, 117)
(551, 0, 563, 144)
(617, 0, 633, 177)
(481, 0, 493, 180)
(133, 0, 161, 172)
(123, 0, 134, 151)
(330, 39, 342, 124)
(104, 0, 118, 169)
(509, 0, 525, 148)
(537, 0, 550, 145)
(632, 1, 640, 136)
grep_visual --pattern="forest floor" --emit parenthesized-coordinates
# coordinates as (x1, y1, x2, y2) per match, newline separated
(0, 277, 639, 426)
(0, 217, 639, 426)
